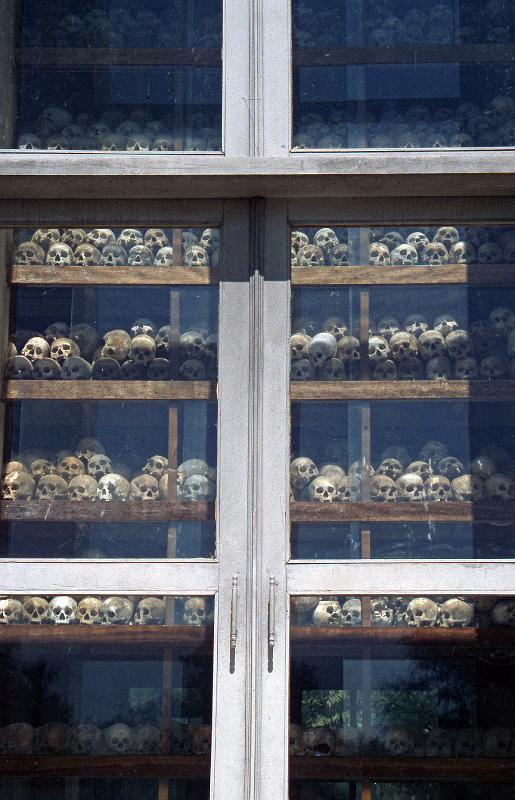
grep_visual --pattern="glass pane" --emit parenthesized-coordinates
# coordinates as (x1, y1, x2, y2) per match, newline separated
(0, 594, 213, 798)
(290, 594, 515, 797)
(9, 1, 222, 151)
(292, 1, 515, 149)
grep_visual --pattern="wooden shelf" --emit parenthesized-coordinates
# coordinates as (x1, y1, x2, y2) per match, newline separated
(3, 381, 216, 401)
(291, 380, 515, 401)
(0, 500, 215, 522)
(290, 264, 515, 286)
(10, 264, 218, 286)
(290, 755, 515, 782)
(293, 43, 515, 67)
(290, 500, 515, 523)
(17, 47, 221, 68)
(0, 754, 210, 778)
(290, 626, 515, 647)
(0, 624, 213, 648)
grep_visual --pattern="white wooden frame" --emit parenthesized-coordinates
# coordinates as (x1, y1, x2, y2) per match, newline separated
(256, 197, 515, 800)
(0, 199, 252, 800)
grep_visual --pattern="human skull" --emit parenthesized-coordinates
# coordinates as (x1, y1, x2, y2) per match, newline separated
(61, 228, 87, 248)
(289, 724, 304, 755)
(389, 331, 418, 363)
(104, 723, 133, 754)
(101, 244, 128, 266)
(130, 334, 156, 364)
(21, 337, 50, 364)
(422, 242, 449, 265)
(71, 724, 102, 754)
(406, 460, 432, 481)
(46, 242, 73, 266)
(91, 357, 122, 380)
(313, 600, 342, 627)
(418, 330, 446, 360)
(426, 355, 453, 380)
(477, 242, 503, 264)
(445, 330, 473, 360)
(451, 474, 483, 501)
(74, 243, 102, 266)
(87, 454, 112, 482)
(369, 242, 390, 265)
(370, 475, 397, 501)
(439, 598, 474, 627)
(405, 597, 439, 626)
(424, 474, 451, 501)
(180, 359, 206, 380)
(135, 597, 166, 625)
(133, 724, 161, 754)
(341, 598, 362, 626)
(154, 246, 175, 266)
(369, 336, 390, 365)
(49, 596, 77, 624)
(424, 728, 453, 757)
(76, 597, 103, 624)
(0, 599, 23, 623)
(450, 241, 476, 264)
(182, 475, 215, 501)
(86, 229, 116, 251)
(177, 459, 209, 488)
(314, 228, 339, 253)
(61, 356, 92, 380)
(291, 231, 309, 253)
(57, 456, 85, 482)
(489, 306, 515, 337)
(147, 358, 171, 380)
(337, 336, 360, 365)
(30, 459, 56, 483)
(454, 357, 478, 379)
(328, 244, 349, 266)
(290, 457, 318, 490)
(291, 358, 314, 380)
(22, 596, 50, 624)
(1, 471, 35, 501)
(291, 333, 311, 361)
(437, 457, 464, 481)
(396, 473, 425, 501)
(32, 357, 61, 380)
(434, 226, 459, 249)
(44, 321, 69, 344)
(32, 229, 61, 250)
(97, 473, 130, 501)
(376, 458, 403, 481)
(307, 333, 337, 368)
(491, 599, 515, 627)
(484, 728, 513, 757)
(419, 441, 448, 464)
(403, 314, 429, 338)
(297, 244, 325, 267)
(128, 245, 154, 266)
(75, 437, 105, 465)
(50, 337, 80, 364)
(102, 330, 131, 362)
(384, 727, 412, 756)
(130, 474, 159, 501)
(307, 476, 337, 502)
(381, 231, 404, 250)
(480, 355, 507, 379)
(184, 245, 209, 267)
(14, 241, 46, 265)
(36, 474, 68, 500)
(390, 244, 418, 266)
(406, 232, 429, 252)
(319, 357, 345, 380)
(371, 596, 394, 627)
(67, 475, 98, 501)
(5, 355, 33, 379)
(2, 722, 33, 752)
(377, 317, 401, 341)
(100, 596, 134, 625)
(183, 597, 208, 625)
(470, 455, 497, 480)
(485, 472, 512, 501)
(454, 729, 478, 758)
(117, 229, 144, 250)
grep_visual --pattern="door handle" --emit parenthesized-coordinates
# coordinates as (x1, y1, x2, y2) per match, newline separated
(230, 575, 238, 650)
(268, 575, 277, 648)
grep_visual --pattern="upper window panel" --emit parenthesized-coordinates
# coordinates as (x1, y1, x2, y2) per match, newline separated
(292, 0, 515, 150)
(9, 0, 222, 152)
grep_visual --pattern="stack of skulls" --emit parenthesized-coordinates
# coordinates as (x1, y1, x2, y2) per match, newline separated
(13, 227, 219, 269)
(291, 316, 361, 381)
(18, 107, 221, 152)
(0, 720, 211, 756)
(290, 441, 515, 502)
(1, 439, 216, 503)
(0, 595, 211, 626)
(291, 226, 515, 267)
(293, 93, 515, 149)
(6, 319, 217, 382)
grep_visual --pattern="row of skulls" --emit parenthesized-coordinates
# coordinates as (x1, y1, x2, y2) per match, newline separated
(18, 105, 220, 152)
(0, 721, 211, 756)
(290, 724, 515, 759)
(21, 5, 222, 48)
(290, 440, 515, 502)
(291, 306, 515, 382)
(294, 1, 514, 47)
(15, 226, 219, 268)
(0, 595, 211, 626)
(294, 93, 515, 150)
(7, 319, 217, 383)
(291, 226, 515, 267)
(1, 440, 216, 503)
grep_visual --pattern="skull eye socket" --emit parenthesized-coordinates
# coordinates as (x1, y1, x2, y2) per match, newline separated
(326, 606, 334, 614)
(25, 604, 34, 614)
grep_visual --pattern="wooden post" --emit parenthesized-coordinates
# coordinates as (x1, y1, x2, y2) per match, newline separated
(0, 0, 18, 148)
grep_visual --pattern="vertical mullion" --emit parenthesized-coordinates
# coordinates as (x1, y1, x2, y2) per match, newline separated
(0, 0, 17, 149)
(256, 199, 290, 800)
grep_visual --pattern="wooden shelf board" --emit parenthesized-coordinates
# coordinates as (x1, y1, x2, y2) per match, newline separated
(3, 381, 216, 401)
(10, 265, 218, 286)
(290, 500, 515, 523)
(290, 626, 515, 647)
(0, 754, 210, 778)
(290, 264, 515, 286)
(290, 380, 515, 401)
(293, 43, 515, 67)
(290, 755, 515, 782)
(17, 47, 221, 67)
(0, 624, 213, 648)
(0, 500, 215, 522)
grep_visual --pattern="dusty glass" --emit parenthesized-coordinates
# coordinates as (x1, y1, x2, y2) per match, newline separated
(8, 0, 222, 151)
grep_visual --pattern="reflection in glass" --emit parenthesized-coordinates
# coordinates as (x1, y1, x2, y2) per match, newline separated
(12, 1, 222, 151)
(290, 401, 515, 502)
(292, 1, 515, 149)
(1, 778, 210, 800)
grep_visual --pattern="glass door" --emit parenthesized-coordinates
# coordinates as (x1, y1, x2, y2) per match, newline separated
(0, 199, 251, 800)
(258, 199, 515, 800)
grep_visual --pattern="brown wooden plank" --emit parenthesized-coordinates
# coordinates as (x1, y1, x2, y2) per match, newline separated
(0, 754, 210, 778)
(0, 624, 213, 648)
(290, 756, 515, 782)
(290, 380, 515, 401)
(17, 47, 221, 67)
(290, 626, 515, 647)
(289, 500, 515, 523)
(3, 381, 217, 402)
(0, 500, 215, 522)
(10, 265, 218, 286)
(290, 264, 515, 286)
(293, 43, 515, 67)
